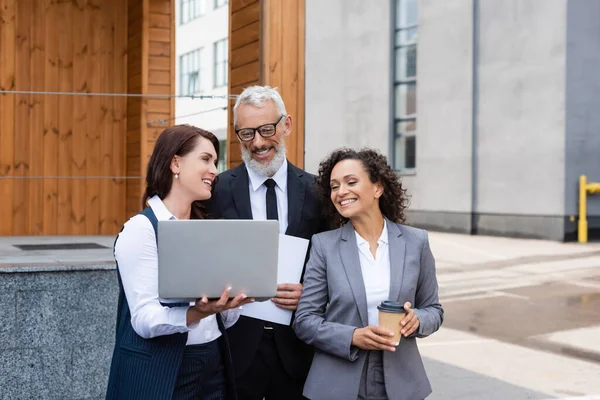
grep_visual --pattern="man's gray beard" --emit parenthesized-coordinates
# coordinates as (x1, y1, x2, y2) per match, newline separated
(241, 141, 287, 177)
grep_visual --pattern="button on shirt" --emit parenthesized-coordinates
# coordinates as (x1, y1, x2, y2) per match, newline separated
(247, 160, 289, 234)
(355, 221, 391, 326)
(114, 195, 241, 345)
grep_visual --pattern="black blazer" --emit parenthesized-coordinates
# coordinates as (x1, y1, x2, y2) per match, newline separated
(207, 161, 326, 380)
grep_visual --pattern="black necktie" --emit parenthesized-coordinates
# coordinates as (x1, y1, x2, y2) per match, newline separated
(264, 179, 278, 221)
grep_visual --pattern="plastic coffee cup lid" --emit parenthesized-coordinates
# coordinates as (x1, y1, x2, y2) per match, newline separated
(377, 300, 406, 313)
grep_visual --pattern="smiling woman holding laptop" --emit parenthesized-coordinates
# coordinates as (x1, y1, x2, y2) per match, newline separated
(106, 125, 253, 400)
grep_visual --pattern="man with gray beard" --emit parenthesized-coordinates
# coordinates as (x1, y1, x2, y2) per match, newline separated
(207, 86, 325, 399)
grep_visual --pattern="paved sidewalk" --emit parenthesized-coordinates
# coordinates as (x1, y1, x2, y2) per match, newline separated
(425, 232, 600, 399)
(1, 232, 599, 399)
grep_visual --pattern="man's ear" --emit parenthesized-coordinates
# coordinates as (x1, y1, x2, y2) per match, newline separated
(283, 115, 293, 137)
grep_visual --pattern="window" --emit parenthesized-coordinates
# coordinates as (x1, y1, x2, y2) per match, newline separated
(392, 0, 417, 171)
(181, 0, 206, 24)
(214, 39, 228, 88)
(180, 48, 204, 95)
(218, 140, 227, 172)
(214, 0, 228, 8)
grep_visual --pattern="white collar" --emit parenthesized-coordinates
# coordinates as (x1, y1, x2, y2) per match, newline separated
(355, 219, 389, 246)
(147, 195, 177, 221)
(247, 160, 288, 192)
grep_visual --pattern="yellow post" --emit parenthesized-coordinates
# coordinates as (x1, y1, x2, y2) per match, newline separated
(579, 175, 588, 243)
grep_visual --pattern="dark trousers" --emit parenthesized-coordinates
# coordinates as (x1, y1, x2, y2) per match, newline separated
(358, 351, 387, 400)
(173, 339, 226, 400)
(235, 329, 306, 400)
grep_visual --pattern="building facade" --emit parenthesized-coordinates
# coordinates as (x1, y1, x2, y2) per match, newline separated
(303, 0, 600, 241)
(175, 0, 230, 171)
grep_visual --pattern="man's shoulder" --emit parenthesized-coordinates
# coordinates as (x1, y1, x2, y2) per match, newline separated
(287, 161, 317, 183)
(215, 163, 247, 187)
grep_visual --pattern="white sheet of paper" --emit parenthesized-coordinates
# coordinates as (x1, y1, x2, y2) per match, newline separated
(241, 234, 309, 325)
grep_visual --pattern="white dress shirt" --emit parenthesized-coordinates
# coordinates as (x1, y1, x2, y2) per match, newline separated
(114, 195, 241, 345)
(247, 160, 289, 234)
(354, 220, 391, 326)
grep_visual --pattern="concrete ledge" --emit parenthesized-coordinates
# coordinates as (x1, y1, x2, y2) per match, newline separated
(405, 210, 472, 234)
(406, 210, 600, 241)
(0, 262, 116, 274)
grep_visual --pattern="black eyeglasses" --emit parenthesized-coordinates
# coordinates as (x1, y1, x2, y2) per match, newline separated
(235, 115, 285, 142)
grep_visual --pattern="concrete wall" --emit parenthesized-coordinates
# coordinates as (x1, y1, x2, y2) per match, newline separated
(476, 0, 567, 218)
(0, 267, 118, 400)
(304, 0, 392, 174)
(565, 0, 600, 236)
(403, 0, 475, 233)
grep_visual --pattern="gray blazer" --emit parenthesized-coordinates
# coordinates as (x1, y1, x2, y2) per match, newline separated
(293, 219, 443, 400)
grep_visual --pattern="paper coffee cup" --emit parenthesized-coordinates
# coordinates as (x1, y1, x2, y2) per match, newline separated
(377, 301, 406, 343)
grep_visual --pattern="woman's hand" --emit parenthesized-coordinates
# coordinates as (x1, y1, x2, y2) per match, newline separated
(351, 326, 398, 352)
(186, 287, 254, 326)
(400, 302, 420, 337)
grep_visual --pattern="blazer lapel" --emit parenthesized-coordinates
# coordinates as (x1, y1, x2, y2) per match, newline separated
(339, 222, 369, 327)
(387, 219, 406, 302)
(285, 162, 305, 236)
(231, 164, 253, 219)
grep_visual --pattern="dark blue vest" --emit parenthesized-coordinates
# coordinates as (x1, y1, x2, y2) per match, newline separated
(106, 207, 236, 400)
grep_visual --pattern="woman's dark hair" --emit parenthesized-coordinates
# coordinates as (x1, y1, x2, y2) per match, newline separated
(142, 124, 219, 219)
(315, 147, 409, 229)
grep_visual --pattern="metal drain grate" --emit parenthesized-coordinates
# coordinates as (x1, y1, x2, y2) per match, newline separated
(13, 243, 109, 251)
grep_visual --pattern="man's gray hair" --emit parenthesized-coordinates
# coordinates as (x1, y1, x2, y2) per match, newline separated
(233, 85, 287, 126)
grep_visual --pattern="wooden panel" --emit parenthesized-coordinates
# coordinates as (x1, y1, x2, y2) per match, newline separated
(56, 0, 73, 235)
(0, 0, 171, 235)
(28, 0, 45, 234)
(85, 2, 102, 234)
(230, 20, 259, 50)
(231, 0, 257, 13)
(169, 0, 175, 136)
(43, 0, 59, 235)
(281, 0, 298, 166)
(226, 0, 305, 169)
(146, 112, 170, 125)
(149, 40, 170, 57)
(112, 0, 127, 233)
(149, 55, 170, 71)
(147, 98, 170, 112)
(261, 0, 305, 169)
(126, 0, 145, 218)
(98, 0, 116, 234)
(13, 0, 32, 234)
(71, 0, 88, 234)
(295, 0, 306, 166)
(147, 83, 171, 95)
(149, 27, 170, 42)
(231, 40, 259, 68)
(148, 69, 170, 85)
(124, 0, 176, 218)
(149, 0, 170, 14)
(149, 13, 170, 29)
(0, 0, 16, 235)
(227, 0, 261, 168)
(231, 0, 259, 31)
(230, 61, 260, 89)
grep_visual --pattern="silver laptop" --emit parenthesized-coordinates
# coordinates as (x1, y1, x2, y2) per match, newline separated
(157, 219, 279, 300)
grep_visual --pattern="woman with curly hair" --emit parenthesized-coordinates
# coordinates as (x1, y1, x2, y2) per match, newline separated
(293, 148, 443, 400)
